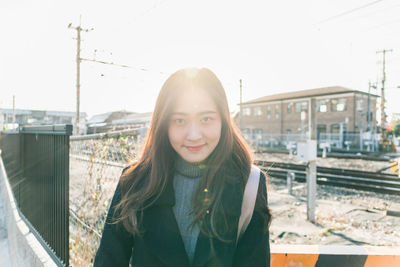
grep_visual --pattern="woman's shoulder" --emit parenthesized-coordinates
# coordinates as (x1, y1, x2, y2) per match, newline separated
(119, 161, 144, 182)
(251, 164, 267, 184)
(121, 160, 139, 175)
(121, 165, 133, 176)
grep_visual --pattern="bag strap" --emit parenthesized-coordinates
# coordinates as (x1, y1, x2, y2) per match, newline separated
(236, 165, 260, 243)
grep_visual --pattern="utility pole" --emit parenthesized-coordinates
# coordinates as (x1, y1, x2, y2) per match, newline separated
(68, 17, 93, 135)
(239, 79, 243, 131)
(376, 49, 392, 149)
(307, 98, 317, 222)
(367, 82, 371, 132)
(367, 81, 377, 132)
(12, 95, 16, 124)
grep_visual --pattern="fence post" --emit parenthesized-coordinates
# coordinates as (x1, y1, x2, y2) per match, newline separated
(296, 140, 317, 223)
(307, 160, 317, 222)
(287, 172, 295, 195)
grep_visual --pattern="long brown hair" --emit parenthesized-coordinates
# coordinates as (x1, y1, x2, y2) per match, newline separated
(115, 68, 270, 239)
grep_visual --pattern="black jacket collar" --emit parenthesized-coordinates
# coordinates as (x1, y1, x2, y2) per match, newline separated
(139, 170, 244, 267)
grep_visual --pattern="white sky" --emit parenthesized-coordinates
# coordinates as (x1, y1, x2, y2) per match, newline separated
(1, 0, 400, 120)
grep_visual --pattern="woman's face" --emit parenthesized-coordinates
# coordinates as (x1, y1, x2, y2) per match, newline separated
(168, 88, 222, 163)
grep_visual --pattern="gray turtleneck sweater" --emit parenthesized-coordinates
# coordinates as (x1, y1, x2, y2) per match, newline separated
(172, 157, 205, 264)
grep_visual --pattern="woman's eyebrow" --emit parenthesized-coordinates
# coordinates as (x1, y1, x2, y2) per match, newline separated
(198, 111, 217, 115)
(171, 111, 217, 116)
(170, 112, 188, 116)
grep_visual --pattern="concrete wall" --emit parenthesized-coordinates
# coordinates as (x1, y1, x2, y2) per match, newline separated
(0, 155, 59, 267)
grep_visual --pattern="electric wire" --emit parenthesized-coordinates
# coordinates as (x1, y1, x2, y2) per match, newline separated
(318, 0, 386, 24)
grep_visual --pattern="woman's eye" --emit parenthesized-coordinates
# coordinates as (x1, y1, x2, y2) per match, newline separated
(201, 117, 212, 123)
(174, 118, 185, 125)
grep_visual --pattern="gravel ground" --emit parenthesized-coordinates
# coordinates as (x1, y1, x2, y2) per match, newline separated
(257, 152, 400, 246)
(255, 152, 398, 174)
(69, 153, 400, 247)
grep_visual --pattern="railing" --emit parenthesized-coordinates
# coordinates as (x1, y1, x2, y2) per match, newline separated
(243, 133, 308, 151)
(319, 132, 379, 152)
(243, 132, 380, 153)
(0, 124, 72, 266)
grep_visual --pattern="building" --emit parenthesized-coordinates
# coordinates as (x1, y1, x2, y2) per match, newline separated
(0, 108, 87, 131)
(237, 86, 379, 147)
(86, 111, 134, 134)
(111, 112, 152, 130)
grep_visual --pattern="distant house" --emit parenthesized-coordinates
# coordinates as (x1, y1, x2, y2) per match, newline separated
(0, 108, 87, 130)
(236, 86, 379, 140)
(111, 112, 152, 130)
(86, 111, 134, 134)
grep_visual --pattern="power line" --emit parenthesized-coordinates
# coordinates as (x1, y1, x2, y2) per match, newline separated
(318, 0, 385, 24)
(81, 58, 136, 69)
(81, 57, 167, 75)
(130, 0, 168, 24)
(331, 3, 400, 24)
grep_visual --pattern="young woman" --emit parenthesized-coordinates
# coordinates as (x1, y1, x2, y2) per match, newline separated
(94, 68, 271, 267)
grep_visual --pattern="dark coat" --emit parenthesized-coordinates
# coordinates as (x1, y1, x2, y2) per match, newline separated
(94, 170, 270, 267)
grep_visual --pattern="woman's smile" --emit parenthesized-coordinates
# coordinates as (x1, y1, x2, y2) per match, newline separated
(185, 144, 206, 152)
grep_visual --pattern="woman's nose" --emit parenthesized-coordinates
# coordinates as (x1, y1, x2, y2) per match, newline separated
(186, 123, 202, 141)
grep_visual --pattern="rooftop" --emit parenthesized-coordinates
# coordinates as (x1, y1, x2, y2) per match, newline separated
(0, 108, 87, 117)
(244, 86, 379, 105)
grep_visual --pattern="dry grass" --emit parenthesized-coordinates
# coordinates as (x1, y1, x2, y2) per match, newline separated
(69, 135, 140, 266)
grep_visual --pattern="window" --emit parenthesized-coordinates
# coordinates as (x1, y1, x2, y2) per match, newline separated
(317, 124, 327, 140)
(317, 99, 328, 112)
(253, 128, 263, 134)
(330, 124, 340, 134)
(242, 128, 251, 139)
(266, 105, 271, 120)
(243, 128, 251, 134)
(287, 102, 293, 114)
(253, 106, 262, 116)
(253, 128, 263, 141)
(331, 98, 347, 112)
(275, 104, 279, 120)
(295, 101, 308, 113)
(357, 99, 364, 112)
(242, 107, 251, 116)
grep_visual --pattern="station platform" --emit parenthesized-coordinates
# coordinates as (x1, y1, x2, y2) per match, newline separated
(271, 245, 400, 267)
(265, 153, 400, 267)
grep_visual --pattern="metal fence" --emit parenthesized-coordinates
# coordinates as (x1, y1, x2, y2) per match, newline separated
(69, 128, 146, 267)
(0, 124, 72, 266)
(243, 133, 308, 152)
(319, 132, 379, 152)
(243, 132, 380, 153)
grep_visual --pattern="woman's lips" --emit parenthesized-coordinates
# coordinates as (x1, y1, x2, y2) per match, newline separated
(185, 144, 205, 152)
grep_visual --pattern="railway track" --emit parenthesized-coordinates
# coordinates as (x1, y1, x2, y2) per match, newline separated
(254, 160, 400, 195)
